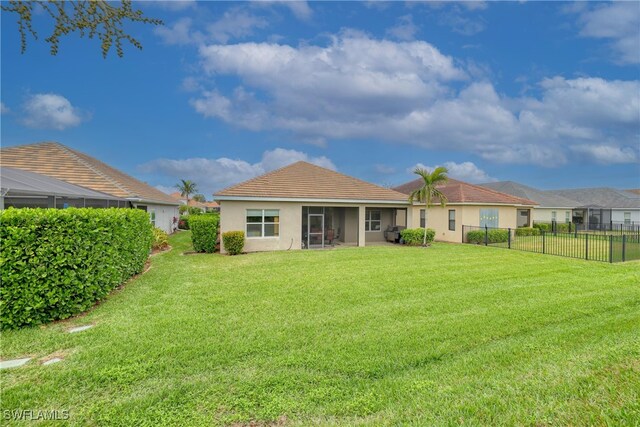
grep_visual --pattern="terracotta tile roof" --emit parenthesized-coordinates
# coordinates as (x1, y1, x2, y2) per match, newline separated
(393, 178, 537, 206)
(0, 142, 179, 205)
(169, 192, 219, 208)
(215, 161, 409, 202)
(625, 189, 640, 196)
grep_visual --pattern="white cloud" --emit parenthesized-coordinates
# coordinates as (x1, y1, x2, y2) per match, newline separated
(410, 161, 496, 183)
(190, 32, 639, 167)
(140, 148, 335, 195)
(573, 2, 640, 64)
(207, 8, 269, 43)
(254, 1, 313, 21)
(0, 102, 9, 114)
(22, 93, 85, 130)
(154, 17, 202, 45)
(570, 145, 638, 165)
(386, 15, 419, 41)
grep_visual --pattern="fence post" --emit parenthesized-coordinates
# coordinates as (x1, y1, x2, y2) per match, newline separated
(569, 222, 572, 233)
(622, 235, 626, 262)
(484, 225, 488, 246)
(609, 235, 613, 263)
(542, 230, 546, 254)
(585, 233, 589, 260)
(508, 228, 511, 249)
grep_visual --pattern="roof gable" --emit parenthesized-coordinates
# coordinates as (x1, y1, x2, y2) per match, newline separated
(215, 161, 409, 202)
(0, 142, 179, 205)
(393, 178, 537, 206)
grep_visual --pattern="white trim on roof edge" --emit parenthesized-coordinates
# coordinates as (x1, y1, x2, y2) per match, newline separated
(214, 196, 409, 204)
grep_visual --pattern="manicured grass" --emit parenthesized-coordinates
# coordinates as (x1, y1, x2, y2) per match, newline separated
(491, 233, 640, 262)
(1, 232, 639, 426)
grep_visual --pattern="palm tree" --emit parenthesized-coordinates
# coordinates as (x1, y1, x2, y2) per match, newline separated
(408, 166, 449, 246)
(176, 179, 198, 205)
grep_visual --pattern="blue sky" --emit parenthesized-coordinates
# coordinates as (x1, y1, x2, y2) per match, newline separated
(2, 1, 639, 197)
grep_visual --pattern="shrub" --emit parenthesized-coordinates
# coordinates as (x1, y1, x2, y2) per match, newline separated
(400, 228, 435, 246)
(515, 227, 540, 237)
(223, 231, 245, 255)
(179, 205, 203, 215)
(190, 214, 219, 253)
(178, 215, 189, 230)
(152, 227, 169, 250)
(556, 222, 571, 232)
(467, 228, 509, 244)
(0, 208, 152, 329)
(533, 222, 551, 232)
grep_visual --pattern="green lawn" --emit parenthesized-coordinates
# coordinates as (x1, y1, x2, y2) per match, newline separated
(1, 232, 639, 426)
(490, 233, 640, 262)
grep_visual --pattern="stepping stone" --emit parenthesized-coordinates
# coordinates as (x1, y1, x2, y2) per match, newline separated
(0, 358, 31, 369)
(42, 358, 62, 366)
(68, 325, 93, 333)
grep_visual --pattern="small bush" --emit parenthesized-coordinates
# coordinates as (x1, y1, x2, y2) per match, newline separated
(190, 214, 219, 253)
(400, 228, 435, 246)
(179, 205, 203, 215)
(467, 229, 509, 244)
(152, 227, 169, 250)
(178, 215, 189, 230)
(0, 208, 152, 329)
(223, 231, 245, 255)
(515, 227, 540, 237)
(556, 222, 571, 232)
(533, 223, 551, 232)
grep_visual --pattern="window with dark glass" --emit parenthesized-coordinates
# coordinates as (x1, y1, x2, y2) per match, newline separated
(448, 209, 455, 231)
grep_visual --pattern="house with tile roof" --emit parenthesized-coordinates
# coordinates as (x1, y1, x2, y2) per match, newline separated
(214, 162, 537, 252)
(544, 187, 640, 229)
(0, 142, 180, 234)
(480, 181, 577, 226)
(480, 181, 640, 230)
(393, 178, 537, 243)
(169, 192, 220, 212)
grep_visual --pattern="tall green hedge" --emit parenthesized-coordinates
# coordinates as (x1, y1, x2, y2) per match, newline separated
(0, 208, 153, 329)
(190, 214, 219, 253)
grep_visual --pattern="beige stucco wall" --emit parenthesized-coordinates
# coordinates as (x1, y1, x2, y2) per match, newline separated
(147, 204, 179, 235)
(219, 201, 407, 253)
(532, 208, 572, 223)
(408, 204, 524, 243)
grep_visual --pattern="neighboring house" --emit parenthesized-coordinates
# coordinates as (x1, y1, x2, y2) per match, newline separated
(214, 161, 410, 253)
(213, 162, 537, 252)
(1, 167, 127, 209)
(393, 178, 537, 243)
(624, 189, 640, 196)
(480, 181, 576, 225)
(545, 188, 640, 227)
(0, 142, 180, 234)
(169, 192, 220, 212)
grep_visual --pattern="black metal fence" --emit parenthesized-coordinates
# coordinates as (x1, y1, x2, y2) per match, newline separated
(532, 220, 640, 234)
(462, 225, 640, 263)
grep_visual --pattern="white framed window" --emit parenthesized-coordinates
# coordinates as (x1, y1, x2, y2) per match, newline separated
(246, 209, 280, 238)
(624, 212, 631, 225)
(420, 209, 426, 228)
(565, 211, 571, 223)
(479, 208, 499, 228)
(551, 211, 557, 222)
(448, 209, 456, 231)
(365, 210, 381, 231)
(149, 209, 156, 227)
